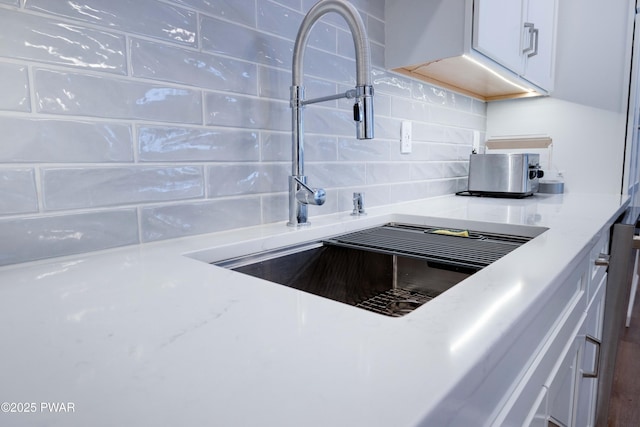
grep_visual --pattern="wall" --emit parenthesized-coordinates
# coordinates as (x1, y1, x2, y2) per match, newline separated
(487, 98, 627, 194)
(487, 0, 634, 195)
(0, 0, 486, 266)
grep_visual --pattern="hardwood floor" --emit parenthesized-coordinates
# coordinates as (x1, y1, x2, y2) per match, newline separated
(607, 271, 640, 426)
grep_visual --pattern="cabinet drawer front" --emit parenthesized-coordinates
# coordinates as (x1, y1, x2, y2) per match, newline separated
(490, 264, 587, 426)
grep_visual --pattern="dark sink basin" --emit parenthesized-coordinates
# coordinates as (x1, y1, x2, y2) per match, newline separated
(215, 223, 542, 317)
(231, 243, 472, 317)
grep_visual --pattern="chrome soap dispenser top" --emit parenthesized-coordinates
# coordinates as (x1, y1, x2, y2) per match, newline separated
(287, 0, 375, 227)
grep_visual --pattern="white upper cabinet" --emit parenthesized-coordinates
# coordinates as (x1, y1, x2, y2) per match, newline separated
(522, 0, 557, 89)
(385, 0, 558, 101)
(473, 0, 525, 74)
(475, 0, 557, 90)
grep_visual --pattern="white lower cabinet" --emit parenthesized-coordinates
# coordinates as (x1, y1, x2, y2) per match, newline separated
(545, 274, 605, 427)
(525, 387, 548, 427)
(545, 334, 581, 426)
(574, 274, 607, 427)
(491, 229, 609, 427)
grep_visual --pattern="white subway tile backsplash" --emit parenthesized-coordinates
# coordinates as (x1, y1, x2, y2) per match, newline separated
(431, 107, 485, 130)
(138, 126, 259, 162)
(338, 184, 390, 210)
(0, 9, 127, 74)
(262, 132, 338, 162)
(257, 66, 291, 100)
(0, 209, 139, 266)
(444, 127, 474, 145)
(393, 142, 431, 162)
(337, 28, 385, 69)
(338, 138, 390, 162)
(25, 0, 197, 46)
(0, 118, 133, 162)
(257, 2, 303, 41)
(272, 0, 301, 12)
(303, 47, 360, 84)
(201, 16, 293, 69)
(0, 0, 487, 265)
(306, 163, 366, 187)
(366, 163, 411, 184)
(412, 122, 447, 143)
(443, 161, 469, 178)
(304, 106, 357, 136)
(170, 0, 257, 27)
(0, 169, 38, 215)
(258, 1, 337, 52)
(366, 16, 385, 45)
(43, 167, 204, 210)
(373, 91, 392, 117)
(391, 97, 430, 122)
(258, 66, 336, 102)
(412, 82, 450, 105)
(140, 198, 262, 242)
(261, 193, 288, 224)
(429, 178, 461, 197)
(371, 116, 402, 140)
(0, 63, 30, 112)
(411, 162, 444, 181)
(352, 0, 385, 20)
(204, 92, 288, 130)
(131, 39, 258, 95)
(308, 187, 338, 215)
(427, 143, 463, 162)
(389, 180, 429, 204)
(35, 69, 203, 123)
(207, 163, 289, 196)
(373, 70, 412, 98)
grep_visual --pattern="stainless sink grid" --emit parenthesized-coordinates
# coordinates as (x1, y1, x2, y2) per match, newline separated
(324, 223, 530, 270)
(356, 287, 440, 317)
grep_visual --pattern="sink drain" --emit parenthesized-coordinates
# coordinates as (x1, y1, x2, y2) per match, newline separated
(356, 288, 439, 317)
(387, 299, 422, 315)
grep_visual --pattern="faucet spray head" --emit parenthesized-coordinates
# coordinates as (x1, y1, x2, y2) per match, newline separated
(354, 85, 375, 140)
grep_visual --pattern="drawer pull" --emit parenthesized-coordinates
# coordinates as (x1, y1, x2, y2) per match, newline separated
(582, 335, 601, 378)
(594, 253, 610, 267)
(547, 416, 566, 427)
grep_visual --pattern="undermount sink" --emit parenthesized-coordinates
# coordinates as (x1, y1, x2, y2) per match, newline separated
(214, 222, 547, 317)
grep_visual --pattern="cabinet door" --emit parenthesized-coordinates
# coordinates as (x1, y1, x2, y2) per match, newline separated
(546, 337, 581, 427)
(473, 0, 525, 73)
(524, 387, 548, 427)
(574, 275, 606, 427)
(522, 0, 557, 90)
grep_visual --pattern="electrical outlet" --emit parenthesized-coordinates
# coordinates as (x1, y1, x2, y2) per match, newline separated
(401, 121, 412, 154)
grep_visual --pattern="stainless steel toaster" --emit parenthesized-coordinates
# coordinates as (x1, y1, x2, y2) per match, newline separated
(467, 153, 544, 197)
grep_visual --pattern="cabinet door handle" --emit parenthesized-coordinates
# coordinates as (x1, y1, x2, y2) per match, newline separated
(595, 253, 610, 266)
(547, 416, 566, 427)
(528, 27, 539, 58)
(582, 335, 601, 378)
(523, 22, 535, 55)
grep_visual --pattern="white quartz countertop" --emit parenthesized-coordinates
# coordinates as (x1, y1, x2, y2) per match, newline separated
(0, 193, 629, 427)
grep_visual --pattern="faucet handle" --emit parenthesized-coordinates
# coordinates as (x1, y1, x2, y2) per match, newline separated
(296, 187, 326, 206)
(293, 177, 326, 206)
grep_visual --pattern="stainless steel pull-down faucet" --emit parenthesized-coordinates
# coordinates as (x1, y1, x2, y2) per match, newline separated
(288, 0, 375, 227)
